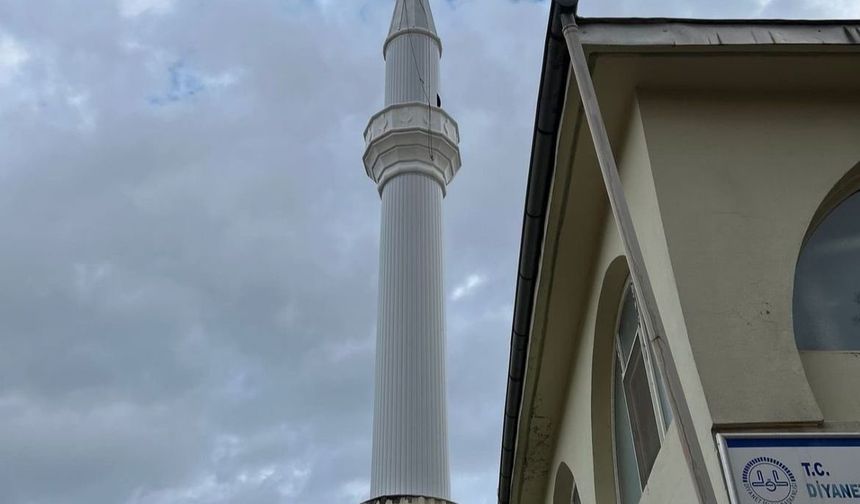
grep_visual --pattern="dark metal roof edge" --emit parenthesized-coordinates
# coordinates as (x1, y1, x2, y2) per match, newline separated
(497, 2, 573, 503)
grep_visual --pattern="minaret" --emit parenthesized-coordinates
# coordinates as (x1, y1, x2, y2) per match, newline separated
(362, 0, 461, 503)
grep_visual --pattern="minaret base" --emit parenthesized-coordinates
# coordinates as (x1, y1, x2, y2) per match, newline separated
(364, 497, 457, 504)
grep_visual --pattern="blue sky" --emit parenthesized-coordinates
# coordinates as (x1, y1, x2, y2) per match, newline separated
(0, 1, 857, 503)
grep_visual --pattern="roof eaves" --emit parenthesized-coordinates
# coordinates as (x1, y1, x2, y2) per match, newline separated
(577, 18, 860, 48)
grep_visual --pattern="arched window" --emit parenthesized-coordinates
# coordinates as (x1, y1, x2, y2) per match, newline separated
(794, 190, 860, 350)
(553, 463, 579, 504)
(553, 463, 573, 504)
(612, 282, 672, 503)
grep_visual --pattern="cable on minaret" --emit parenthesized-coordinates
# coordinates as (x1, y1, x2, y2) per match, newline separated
(402, 0, 435, 160)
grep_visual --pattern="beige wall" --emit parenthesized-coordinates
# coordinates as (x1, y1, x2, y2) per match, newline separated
(640, 89, 860, 427)
(545, 96, 712, 504)
(516, 53, 860, 504)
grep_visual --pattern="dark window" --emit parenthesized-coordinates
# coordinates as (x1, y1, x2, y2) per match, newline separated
(794, 191, 860, 350)
(553, 463, 574, 504)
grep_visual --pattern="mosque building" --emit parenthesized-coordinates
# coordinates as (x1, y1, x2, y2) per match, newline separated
(499, 2, 860, 504)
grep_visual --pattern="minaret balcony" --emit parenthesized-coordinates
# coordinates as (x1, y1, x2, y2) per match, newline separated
(363, 102, 461, 195)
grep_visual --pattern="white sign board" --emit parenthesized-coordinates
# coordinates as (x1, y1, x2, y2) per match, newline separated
(718, 434, 860, 504)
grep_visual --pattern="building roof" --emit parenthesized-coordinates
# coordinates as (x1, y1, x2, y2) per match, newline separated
(497, 4, 860, 503)
(578, 17, 860, 51)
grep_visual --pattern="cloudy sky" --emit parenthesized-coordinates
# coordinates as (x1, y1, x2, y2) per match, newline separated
(0, 0, 858, 503)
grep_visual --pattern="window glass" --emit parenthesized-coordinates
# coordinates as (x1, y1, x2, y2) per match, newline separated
(617, 286, 638, 364)
(614, 360, 641, 504)
(573, 488, 582, 504)
(794, 191, 860, 350)
(553, 463, 574, 504)
(623, 340, 661, 483)
(613, 282, 673, 503)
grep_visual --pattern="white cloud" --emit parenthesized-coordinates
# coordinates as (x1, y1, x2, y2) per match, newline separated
(201, 69, 241, 89)
(817, 0, 860, 16)
(73, 262, 114, 299)
(758, 0, 860, 17)
(0, 34, 29, 85)
(147, 63, 242, 106)
(66, 91, 97, 130)
(338, 478, 370, 501)
(120, 0, 175, 18)
(451, 273, 487, 301)
(124, 462, 311, 504)
(0, 40, 98, 130)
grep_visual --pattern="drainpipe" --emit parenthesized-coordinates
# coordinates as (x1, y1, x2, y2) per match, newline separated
(559, 9, 718, 504)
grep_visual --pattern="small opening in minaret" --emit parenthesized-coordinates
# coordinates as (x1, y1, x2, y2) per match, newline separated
(436, 94, 441, 107)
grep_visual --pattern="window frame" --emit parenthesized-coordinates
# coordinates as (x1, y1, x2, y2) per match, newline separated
(611, 279, 670, 503)
(801, 167, 860, 249)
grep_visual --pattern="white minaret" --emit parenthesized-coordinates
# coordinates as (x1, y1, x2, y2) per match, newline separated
(362, 0, 461, 503)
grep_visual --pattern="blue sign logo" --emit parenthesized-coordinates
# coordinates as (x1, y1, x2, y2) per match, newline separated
(742, 457, 798, 504)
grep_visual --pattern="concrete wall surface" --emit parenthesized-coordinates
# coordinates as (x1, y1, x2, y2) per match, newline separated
(640, 89, 860, 427)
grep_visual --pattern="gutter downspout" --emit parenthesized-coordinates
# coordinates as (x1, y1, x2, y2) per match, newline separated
(497, 3, 571, 503)
(559, 12, 719, 504)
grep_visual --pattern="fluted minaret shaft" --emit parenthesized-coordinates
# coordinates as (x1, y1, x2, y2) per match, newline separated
(362, 1, 461, 502)
(384, 22, 439, 105)
(372, 173, 449, 499)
